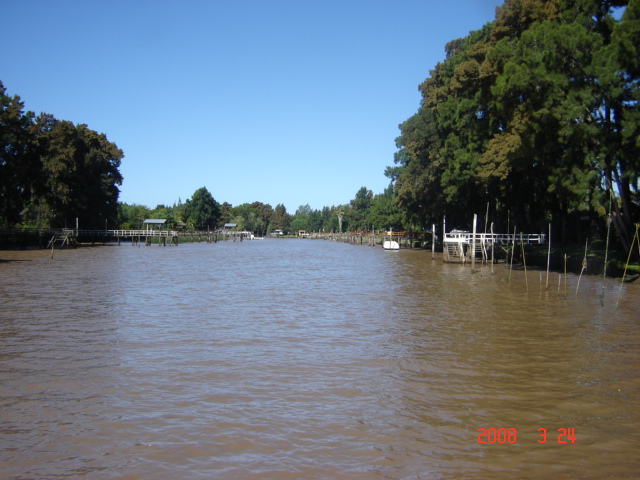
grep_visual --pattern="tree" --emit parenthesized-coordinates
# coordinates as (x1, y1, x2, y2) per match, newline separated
(349, 186, 373, 231)
(74, 124, 123, 227)
(290, 204, 312, 232)
(230, 202, 273, 235)
(117, 202, 150, 229)
(389, 0, 639, 255)
(0, 82, 36, 227)
(183, 187, 220, 230)
(271, 203, 291, 232)
(249, 201, 273, 235)
(368, 187, 405, 231)
(218, 201, 233, 226)
(28, 115, 123, 228)
(590, 0, 640, 252)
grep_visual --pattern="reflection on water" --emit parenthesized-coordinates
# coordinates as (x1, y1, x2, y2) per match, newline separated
(1, 240, 639, 479)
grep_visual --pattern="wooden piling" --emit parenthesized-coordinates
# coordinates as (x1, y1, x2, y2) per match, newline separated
(521, 233, 528, 292)
(471, 214, 477, 272)
(575, 239, 588, 296)
(432, 224, 435, 260)
(490, 223, 494, 274)
(545, 223, 551, 290)
(508, 226, 516, 284)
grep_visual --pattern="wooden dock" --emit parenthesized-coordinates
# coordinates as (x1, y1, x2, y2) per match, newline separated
(443, 231, 546, 263)
(51, 228, 257, 247)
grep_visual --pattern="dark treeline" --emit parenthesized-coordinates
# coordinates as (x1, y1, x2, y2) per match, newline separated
(1, 81, 123, 230)
(391, 0, 639, 253)
(117, 185, 405, 236)
(2, 0, 639, 255)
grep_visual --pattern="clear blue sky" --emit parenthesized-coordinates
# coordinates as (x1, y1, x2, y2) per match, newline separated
(2, 0, 504, 214)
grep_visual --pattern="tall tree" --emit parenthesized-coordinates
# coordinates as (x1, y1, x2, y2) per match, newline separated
(183, 187, 220, 230)
(271, 203, 291, 232)
(349, 186, 373, 231)
(590, 0, 640, 252)
(0, 82, 36, 227)
(368, 187, 405, 231)
(290, 204, 312, 232)
(29, 115, 123, 228)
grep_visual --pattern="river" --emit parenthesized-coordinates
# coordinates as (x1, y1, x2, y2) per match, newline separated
(1, 239, 639, 479)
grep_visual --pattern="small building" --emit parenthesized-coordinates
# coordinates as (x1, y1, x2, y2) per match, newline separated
(298, 229, 309, 237)
(223, 223, 238, 230)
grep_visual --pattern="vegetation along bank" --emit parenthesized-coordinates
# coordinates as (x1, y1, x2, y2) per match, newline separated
(1, 0, 638, 273)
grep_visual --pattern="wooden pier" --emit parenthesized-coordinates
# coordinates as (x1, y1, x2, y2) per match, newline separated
(48, 228, 257, 247)
(443, 231, 546, 263)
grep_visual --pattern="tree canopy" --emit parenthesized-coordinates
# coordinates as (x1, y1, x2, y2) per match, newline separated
(183, 187, 220, 230)
(1, 81, 123, 229)
(391, 0, 639, 252)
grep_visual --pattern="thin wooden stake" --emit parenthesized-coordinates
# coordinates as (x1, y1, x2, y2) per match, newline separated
(521, 233, 528, 292)
(602, 191, 612, 305)
(472, 214, 477, 272)
(564, 253, 567, 296)
(546, 223, 551, 290)
(432, 224, 435, 260)
(490, 222, 495, 274)
(575, 239, 588, 296)
(507, 226, 515, 284)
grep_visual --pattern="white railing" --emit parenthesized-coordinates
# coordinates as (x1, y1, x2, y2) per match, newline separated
(62, 229, 179, 237)
(444, 232, 546, 244)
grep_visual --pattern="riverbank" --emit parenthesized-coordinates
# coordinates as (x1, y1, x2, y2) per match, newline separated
(300, 232, 639, 279)
(520, 241, 639, 279)
(3, 228, 638, 280)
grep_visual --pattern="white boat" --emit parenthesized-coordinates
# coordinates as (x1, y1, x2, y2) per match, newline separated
(383, 240, 400, 250)
(383, 229, 400, 250)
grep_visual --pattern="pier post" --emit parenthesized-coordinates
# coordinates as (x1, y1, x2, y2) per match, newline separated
(432, 224, 435, 259)
(490, 223, 495, 274)
(472, 214, 477, 271)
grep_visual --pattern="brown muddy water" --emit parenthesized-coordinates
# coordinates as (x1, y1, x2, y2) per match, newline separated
(0, 239, 639, 479)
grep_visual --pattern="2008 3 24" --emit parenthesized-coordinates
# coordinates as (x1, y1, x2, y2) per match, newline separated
(477, 428, 576, 443)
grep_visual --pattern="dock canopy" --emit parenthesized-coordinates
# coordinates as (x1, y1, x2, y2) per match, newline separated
(223, 223, 237, 229)
(143, 219, 167, 228)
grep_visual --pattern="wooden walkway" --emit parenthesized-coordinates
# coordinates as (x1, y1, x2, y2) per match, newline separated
(443, 231, 546, 263)
(53, 229, 255, 247)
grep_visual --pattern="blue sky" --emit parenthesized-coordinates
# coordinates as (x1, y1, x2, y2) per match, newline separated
(2, 0, 504, 213)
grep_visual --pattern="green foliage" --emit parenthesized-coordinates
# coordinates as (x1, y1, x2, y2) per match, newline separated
(389, 0, 639, 254)
(117, 203, 150, 229)
(368, 187, 405, 231)
(0, 83, 36, 227)
(270, 204, 291, 232)
(0, 81, 124, 229)
(230, 201, 273, 235)
(183, 187, 221, 230)
(349, 187, 373, 231)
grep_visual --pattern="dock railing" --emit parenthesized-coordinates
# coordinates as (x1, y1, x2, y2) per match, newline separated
(62, 228, 180, 237)
(443, 231, 546, 245)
